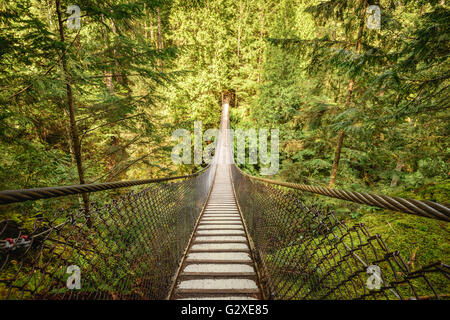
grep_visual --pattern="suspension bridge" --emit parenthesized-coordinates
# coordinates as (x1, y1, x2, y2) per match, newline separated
(0, 103, 449, 300)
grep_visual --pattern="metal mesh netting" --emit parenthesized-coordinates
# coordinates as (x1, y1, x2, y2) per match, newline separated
(230, 164, 450, 300)
(0, 166, 215, 300)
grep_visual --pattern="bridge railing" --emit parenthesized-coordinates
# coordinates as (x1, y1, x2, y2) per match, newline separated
(230, 164, 450, 300)
(0, 165, 215, 299)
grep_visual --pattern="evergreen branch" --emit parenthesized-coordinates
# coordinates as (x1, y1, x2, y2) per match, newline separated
(7, 28, 82, 100)
(79, 113, 145, 143)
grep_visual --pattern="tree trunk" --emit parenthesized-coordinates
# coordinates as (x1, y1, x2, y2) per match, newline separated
(257, 3, 265, 83)
(55, 0, 91, 226)
(63, 109, 84, 208)
(329, 0, 367, 188)
(157, 7, 163, 50)
(144, 3, 148, 40)
(390, 158, 404, 187)
(329, 130, 345, 188)
(149, 11, 155, 44)
(237, 0, 242, 59)
(156, 7, 163, 67)
(101, 16, 115, 93)
(236, 0, 242, 108)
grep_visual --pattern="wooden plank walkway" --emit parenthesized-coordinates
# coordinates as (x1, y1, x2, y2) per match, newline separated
(170, 164, 261, 300)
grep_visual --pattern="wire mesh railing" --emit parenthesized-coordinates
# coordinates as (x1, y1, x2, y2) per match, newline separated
(230, 164, 450, 300)
(235, 170, 449, 222)
(0, 165, 215, 300)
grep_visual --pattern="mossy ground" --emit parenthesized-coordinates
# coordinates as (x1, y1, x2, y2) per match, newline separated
(353, 209, 449, 270)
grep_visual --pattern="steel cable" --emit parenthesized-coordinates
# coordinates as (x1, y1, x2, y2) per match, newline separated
(235, 166, 450, 222)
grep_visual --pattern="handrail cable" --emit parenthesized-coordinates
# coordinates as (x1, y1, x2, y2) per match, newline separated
(234, 166, 450, 222)
(0, 165, 210, 205)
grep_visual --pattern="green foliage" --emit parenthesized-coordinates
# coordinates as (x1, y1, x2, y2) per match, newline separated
(0, 0, 448, 298)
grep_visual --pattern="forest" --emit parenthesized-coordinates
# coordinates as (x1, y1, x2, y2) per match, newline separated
(0, 0, 449, 298)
